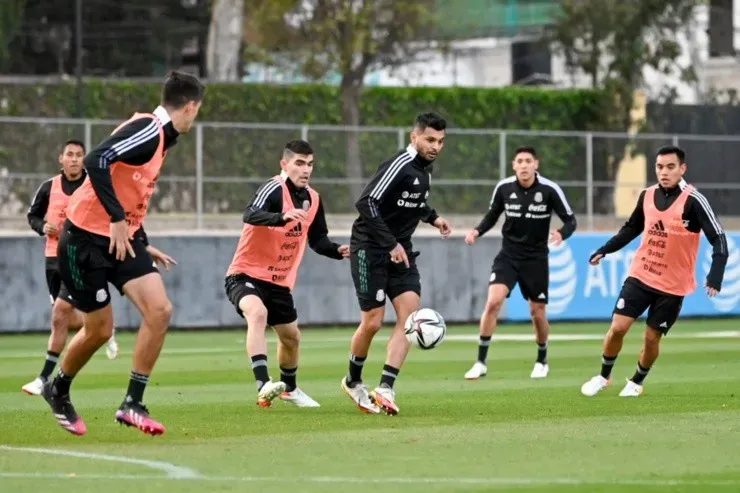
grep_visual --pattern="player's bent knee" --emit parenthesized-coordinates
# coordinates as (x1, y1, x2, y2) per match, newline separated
(529, 302, 546, 319)
(609, 322, 630, 337)
(608, 314, 634, 336)
(484, 297, 504, 316)
(239, 296, 268, 328)
(52, 298, 74, 316)
(50, 304, 72, 329)
(146, 299, 173, 326)
(276, 325, 300, 349)
(359, 308, 384, 334)
(644, 326, 663, 344)
(84, 314, 115, 342)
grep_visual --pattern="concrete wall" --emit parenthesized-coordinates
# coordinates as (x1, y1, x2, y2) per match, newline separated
(0, 234, 505, 333)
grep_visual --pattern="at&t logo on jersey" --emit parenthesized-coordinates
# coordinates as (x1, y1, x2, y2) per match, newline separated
(547, 241, 577, 315)
(703, 235, 740, 313)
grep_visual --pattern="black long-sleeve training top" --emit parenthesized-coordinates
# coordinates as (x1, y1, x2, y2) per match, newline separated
(83, 106, 178, 223)
(351, 144, 439, 252)
(594, 179, 727, 291)
(475, 173, 577, 259)
(243, 174, 343, 260)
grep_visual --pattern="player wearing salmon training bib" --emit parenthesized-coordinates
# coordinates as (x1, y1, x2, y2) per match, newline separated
(22, 139, 124, 398)
(581, 146, 728, 398)
(225, 139, 349, 408)
(42, 71, 204, 437)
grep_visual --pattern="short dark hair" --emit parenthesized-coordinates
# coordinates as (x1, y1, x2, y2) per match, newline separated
(656, 145, 685, 163)
(513, 145, 537, 159)
(62, 139, 85, 153)
(283, 139, 314, 158)
(414, 112, 447, 132)
(161, 71, 206, 109)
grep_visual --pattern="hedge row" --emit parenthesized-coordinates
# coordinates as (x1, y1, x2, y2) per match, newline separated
(0, 82, 614, 214)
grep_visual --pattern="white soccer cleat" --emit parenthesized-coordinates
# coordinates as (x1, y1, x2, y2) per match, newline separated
(370, 386, 399, 416)
(257, 379, 287, 408)
(21, 377, 45, 396)
(464, 361, 488, 380)
(341, 376, 380, 414)
(580, 375, 611, 397)
(106, 330, 119, 360)
(280, 388, 320, 408)
(530, 362, 549, 379)
(618, 379, 644, 397)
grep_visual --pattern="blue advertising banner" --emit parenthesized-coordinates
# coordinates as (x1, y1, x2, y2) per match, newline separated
(503, 232, 740, 321)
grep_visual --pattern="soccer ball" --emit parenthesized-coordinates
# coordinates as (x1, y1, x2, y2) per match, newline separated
(404, 308, 446, 350)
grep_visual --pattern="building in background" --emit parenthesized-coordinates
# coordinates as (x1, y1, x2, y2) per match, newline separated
(243, 0, 740, 106)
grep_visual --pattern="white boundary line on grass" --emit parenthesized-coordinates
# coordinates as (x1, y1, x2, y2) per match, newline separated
(0, 445, 201, 478)
(0, 470, 739, 487)
(1, 331, 739, 359)
(445, 330, 740, 342)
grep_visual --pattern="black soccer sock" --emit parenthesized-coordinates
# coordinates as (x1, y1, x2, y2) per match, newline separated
(125, 371, 149, 403)
(477, 336, 492, 363)
(251, 354, 270, 391)
(630, 363, 650, 385)
(40, 351, 60, 380)
(600, 354, 617, 379)
(536, 342, 548, 364)
(52, 370, 75, 396)
(379, 364, 400, 389)
(347, 353, 366, 387)
(280, 366, 297, 392)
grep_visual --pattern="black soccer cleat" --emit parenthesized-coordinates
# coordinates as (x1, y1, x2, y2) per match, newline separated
(41, 381, 87, 436)
(115, 398, 166, 436)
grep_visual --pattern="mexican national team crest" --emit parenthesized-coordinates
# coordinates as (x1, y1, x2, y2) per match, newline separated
(534, 192, 543, 202)
(302, 200, 310, 211)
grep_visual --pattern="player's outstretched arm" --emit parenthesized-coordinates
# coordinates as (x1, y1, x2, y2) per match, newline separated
(589, 191, 646, 265)
(27, 179, 52, 235)
(308, 197, 346, 259)
(242, 179, 286, 226)
(466, 180, 505, 245)
(689, 189, 728, 293)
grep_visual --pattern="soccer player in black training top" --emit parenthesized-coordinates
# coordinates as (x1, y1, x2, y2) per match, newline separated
(341, 112, 452, 416)
(22, 140, 121, 397)
(464, 146, 577, 380)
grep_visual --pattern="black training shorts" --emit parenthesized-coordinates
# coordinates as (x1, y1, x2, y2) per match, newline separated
(350, 246, 421, 312)
(44, 266, 72, 306)
(225, 273, 298, 327)
(613, 276, 684, 334)
(57, 220, 159, 313)
(489, 251, 549, 304)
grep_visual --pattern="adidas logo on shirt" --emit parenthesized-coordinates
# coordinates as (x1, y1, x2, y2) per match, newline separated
(285, 222, 303, 237)
(648, 220, 668, 238)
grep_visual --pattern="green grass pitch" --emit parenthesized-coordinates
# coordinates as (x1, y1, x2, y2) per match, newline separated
(1, 319, 740, 492)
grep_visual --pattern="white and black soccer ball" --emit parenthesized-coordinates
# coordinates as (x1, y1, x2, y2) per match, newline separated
(404, 308, 446, 350)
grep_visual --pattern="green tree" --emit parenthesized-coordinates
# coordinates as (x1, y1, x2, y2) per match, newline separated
(0, 0, 26, 71)
(246, 0, 439, 201)
(547, 0, 700, 215)
(548, 0, 699, 128)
